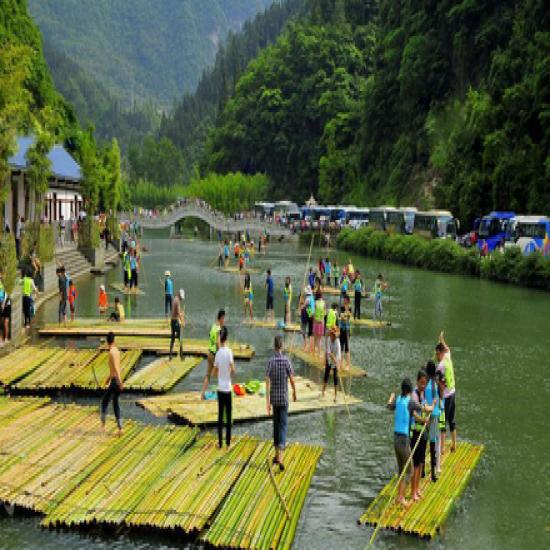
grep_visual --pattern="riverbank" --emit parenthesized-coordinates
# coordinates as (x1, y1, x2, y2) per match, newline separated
(335, 227, 550, 291)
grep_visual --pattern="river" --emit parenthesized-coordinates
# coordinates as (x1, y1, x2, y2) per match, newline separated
(2, 236, 547, 550)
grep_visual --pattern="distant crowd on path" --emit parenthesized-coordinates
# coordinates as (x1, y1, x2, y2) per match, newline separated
(387, 331, 457, 507)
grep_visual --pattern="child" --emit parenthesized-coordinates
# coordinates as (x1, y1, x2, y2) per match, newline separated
(283, 277, 292, 325)
(213, 327, 234, 449)
(68, 280, 78, 321)
(98, 285, 108, 316)
(387, 378, 431, 507)
(109, 297, 125, 322)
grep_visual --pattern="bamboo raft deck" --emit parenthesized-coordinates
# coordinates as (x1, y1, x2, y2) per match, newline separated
(244, 319, 301, 332)
(124, 356, 203, 393)
(0, 346, 59, 385)
(106, 335, 256, 360)
(0, 398, 321, 549)
(110, 282, 146, 295)
(218, 266, 259, 274)
(39, 319, 171, 337)
(137, 376, 362, 423)
(352, 318, 390, 328)
(359, 441, 484, 538)
(287, 346, 367, 377)
(11, 348, 142, 392)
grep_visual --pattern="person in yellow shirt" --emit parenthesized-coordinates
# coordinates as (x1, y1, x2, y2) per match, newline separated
(109, 296, 125, 322)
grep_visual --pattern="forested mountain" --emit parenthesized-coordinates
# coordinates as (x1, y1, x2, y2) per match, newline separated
(205, 0, 550, 225)
(28, 0, 274, 107)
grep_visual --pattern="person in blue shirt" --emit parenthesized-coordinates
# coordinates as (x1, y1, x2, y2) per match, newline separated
(324, 257, 331, 286)
(387, 378, 431, 507)
(425, 361, 443, 482)
(308, 267, 315, 290)
(164, 271, 174, 318)
(223, 241, 230, 267)
(265, 269, 275, 322)
(129, 250, 139, 291)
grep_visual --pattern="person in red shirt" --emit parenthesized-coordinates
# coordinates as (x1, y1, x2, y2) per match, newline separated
(98, 285, 108, 317)
(68, 280, 78, 321)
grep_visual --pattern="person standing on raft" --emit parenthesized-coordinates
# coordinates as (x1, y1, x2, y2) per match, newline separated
(387, 378, 432, 507)
(410, 369, 430, 501)
(164, 271, 174, 318)
(169, 289, 185, 359)
(201, 309, 225, 399)
(213, 326, 234, 449)
(265, 269, 275, 322)
(283, 276, 292, 325)
(436, 331, 457, 454)
(266, 335, 297, 471)
(373, 274, 389, 320)
(322, 327, 341, 402)
(100, 331, 123, 437)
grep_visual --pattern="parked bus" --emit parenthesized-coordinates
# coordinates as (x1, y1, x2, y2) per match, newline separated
(369, 206, 398, 231)
(476, 211, 515, 252)
(254, 202, 274, 219)
(413, 210, 458, 239)
(347, 208, 370, 229)
(509, 215, 550, 256)
(386, 207, 418, 234)
(274, 201, 300, 224)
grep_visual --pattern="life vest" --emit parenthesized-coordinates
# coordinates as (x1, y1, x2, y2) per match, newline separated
(209, 323, 220, 354)
(23, 276, 33, 297)
(306, 295, 314, 318)
(0, 280, 4, 303)
(340, 277, 349, 293)
(354, 278, 362, 292)
(314, 299, 325, 322)
(374, 279, 383, 298)
(326, 308, 337, 329)
(165, 278, 173, 296)
(443, 355, 456, 392)
(283, 285, 292, 302)
(394, 395, 411, 436)
(98, 291, 108, 308)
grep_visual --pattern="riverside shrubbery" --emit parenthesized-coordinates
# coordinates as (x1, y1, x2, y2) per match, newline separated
(337, 227, 550, 291)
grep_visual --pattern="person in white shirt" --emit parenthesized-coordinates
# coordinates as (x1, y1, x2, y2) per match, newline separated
(213, 326, 235, 448)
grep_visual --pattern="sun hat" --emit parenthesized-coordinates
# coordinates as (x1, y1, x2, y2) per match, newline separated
(165, 270, 171, 277)
(100, 284, 105, 291)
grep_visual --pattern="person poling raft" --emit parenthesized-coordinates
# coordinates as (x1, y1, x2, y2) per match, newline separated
(169, 289, 186, 359)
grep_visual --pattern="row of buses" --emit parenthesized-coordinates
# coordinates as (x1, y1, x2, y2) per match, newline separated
(254, 203, 550, 256)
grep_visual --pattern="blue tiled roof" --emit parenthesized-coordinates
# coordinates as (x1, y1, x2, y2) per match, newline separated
(8, 136, 81, 182)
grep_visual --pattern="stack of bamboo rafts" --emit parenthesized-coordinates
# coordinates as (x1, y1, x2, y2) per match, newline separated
(0, 398, 322, 549)
(359, 441, 484, 538)
(124, 356, 203, 393)
(107, 336, 255, 359)
(137, 376, 362, 424)
(203, 441, 323, 549)
(287, 346, 367, 377)
(10, 349, 141, 392)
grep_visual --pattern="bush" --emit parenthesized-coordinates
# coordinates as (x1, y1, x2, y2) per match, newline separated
(337, 227, 550, 291)
(106, 216, 120, 239)
(0, 232, 17, 293)
(21, 222, 55, 263)
(79, 219, 100, 249)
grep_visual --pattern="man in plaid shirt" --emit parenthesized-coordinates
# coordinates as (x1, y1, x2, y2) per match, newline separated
(266, 335, 297, 470)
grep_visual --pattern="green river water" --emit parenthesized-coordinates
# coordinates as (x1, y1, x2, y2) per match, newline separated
(1, 237, 548, 550)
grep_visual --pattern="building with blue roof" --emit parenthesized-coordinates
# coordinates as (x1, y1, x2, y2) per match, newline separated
(4, 136, 83, 230)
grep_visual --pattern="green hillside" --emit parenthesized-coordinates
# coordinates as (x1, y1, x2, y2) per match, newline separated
(28, 0, 274, 106)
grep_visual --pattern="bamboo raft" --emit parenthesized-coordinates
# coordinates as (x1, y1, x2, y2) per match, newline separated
(39, 319, 171, 337)
(137, 376, 362, 423)
(11, 348, 141, 392)
(244, 319, 301, 332)
(106, 335, 256, 360)
(0, 346, 59, 385)
(352, 318, 390, 328)
(218, 266, 259, 274)
(360, 441, 484, 538)
(110, 282, 146, 295)
(287, 346, 367, 377)
(124, 356, 203, 393)
(0, 398, 321, 548)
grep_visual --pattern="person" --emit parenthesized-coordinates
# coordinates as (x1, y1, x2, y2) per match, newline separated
(234, 242, 239, 260)
(318, 257, 325, 282)
(56, 267, 68, 326)
(283, 276, 292, 325)
(98, 284, 108, 316)
(386, 378, 430, 507)
(223, 240, 230, 267)
(308, 268, 315, 290)
(22, 270, 37, 329)
(109, 296, 125, 322)
(68, 280, 78, 321)
(0, 272, 8, 344)
(164, 271, 174, 318)
(436, 331, 457, 454)
(122, 250, 131, 289)
(213, 326, 234, 449)
(339, 297, 352, 371)
(322, 327, 341, 402)
(347, 258, 355, 278)
(312, 290, 326, 357)
(265, 269, 274, 322)
(29, 242, 41, 277)
(410, 369, 429, 501)
(325, 302, 338, 349)
(373, 274, 388, 320)
(299, 291, 309, 350)
(243, 273, 253, 320)
(59, 215, 66, 248)
(201, 309, 225, 399)
(353, 271, 363, 319)
(339, 272, 350, 308)
(265, 335, 297, 470)
(100, 332, 123, 436)
(304, 286, 315, 353)
(333, 261, 340, 288)
(436, 372, 447, 474)
(15, 215, 23, 259)
(129, 250, 139, 291)
(324, 257, 331, 286)
(169, 289, 185, 358)
(425, 361, 442, 482)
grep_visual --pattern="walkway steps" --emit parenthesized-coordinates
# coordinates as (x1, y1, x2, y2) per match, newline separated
(359, 441, 484, 538)
(0, 398, 321, 549)
(137, 376, 362, 424)
(288, 346, 367, 377)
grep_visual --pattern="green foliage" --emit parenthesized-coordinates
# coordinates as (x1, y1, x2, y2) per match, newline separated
(0, 232, 17, 294)
(78, 219, 100, 250)
(129, 181, 187, 210)
(338, 227, 550, 290)
(21, 222, 54, 263)
(29, 0, 274, 107)
(104, 139, 123, 213)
